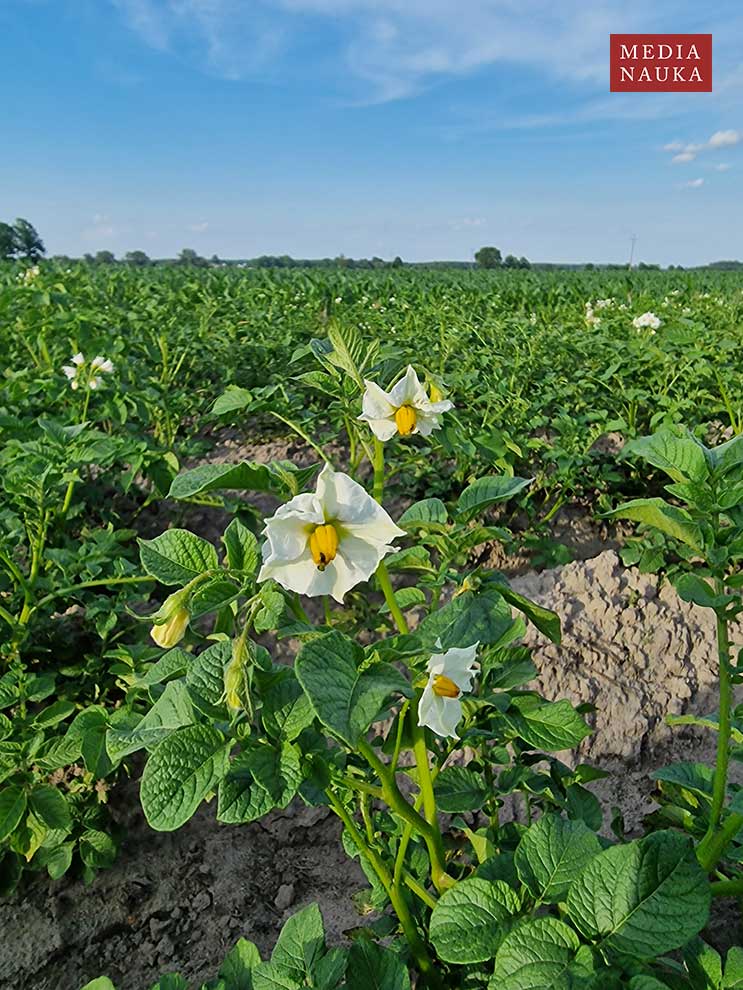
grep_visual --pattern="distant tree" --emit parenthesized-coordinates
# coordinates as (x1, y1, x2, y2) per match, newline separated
(584, 262, 595, 270)
(210, 254, 221, 265)
(83, 253, 95, 264)
(178, 248, 208, 267)
(124, 250, 151, 266)
(0, 222, 16, 260)
(51, 254, 72, 264)
(503, 254, 519, 268)
(95, 250, 116, 264)
(475, 246, 502, 269)
(518, 256, 531, 269)
(392, 255, 403, 268)
(13, 218, 45, 261)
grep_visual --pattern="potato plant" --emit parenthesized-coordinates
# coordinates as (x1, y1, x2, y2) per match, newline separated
(96, 331, 742, 989)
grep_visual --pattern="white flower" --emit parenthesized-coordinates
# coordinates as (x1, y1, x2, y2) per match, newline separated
(71, 352, 85, 366)
(89, 376, 102, 389)
(258, 463, 405, 603)
(418, 643, 479, 739)
(632, 312, 662, 331)
(594, 298, 615, 309)
(584, 303, 601, 328)
(62, 365, 77, 380)
(359, 365, 453, 442)
(91, 355, 114, 373)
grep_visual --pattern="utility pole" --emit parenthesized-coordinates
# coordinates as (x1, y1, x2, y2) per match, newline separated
(628, 234, 637, 269)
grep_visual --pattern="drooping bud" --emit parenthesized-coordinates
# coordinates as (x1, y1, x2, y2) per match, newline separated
(432, 674, 461, 699)
(150, 589, 190, 648)
(309, 523, 339, 570)
(225, 631, 255, 716)
(394, 405, 417, 436)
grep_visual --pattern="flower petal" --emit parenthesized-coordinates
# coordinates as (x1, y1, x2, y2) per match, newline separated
(360, 379, 395, 420)
(417, 683, 462, 739)
(389, 366, 427, 408)
(362, 417, 399, 442)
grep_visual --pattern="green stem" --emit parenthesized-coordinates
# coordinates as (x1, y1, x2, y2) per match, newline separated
(698, 585, 734, 868)
(372, 437, 385, 503)
(28, 574, 155, 618)
(710, 875, 743, 898)
(402, 871, 438, 910)
(698, 812, 743, 873)
(325, 790, 442, 988)
(360, 739, 452, 893)
(411, 700, 450, 893)
(377, 560, 407, 635)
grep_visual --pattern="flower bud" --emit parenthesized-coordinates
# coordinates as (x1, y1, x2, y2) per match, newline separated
(150, 590, 190, 648)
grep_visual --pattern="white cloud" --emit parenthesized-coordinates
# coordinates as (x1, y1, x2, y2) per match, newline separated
(681, 178, 704, 189)
(664, 130, 741, 163)
(714, 162, 733, 171)
(708, 129, 741, 149)
(189, 221, 209, 232)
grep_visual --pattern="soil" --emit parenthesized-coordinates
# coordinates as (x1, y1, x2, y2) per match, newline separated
(3, 443, 741, 986)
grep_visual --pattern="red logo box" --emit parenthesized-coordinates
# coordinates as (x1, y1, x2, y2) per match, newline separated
(610, 34, 712, 92)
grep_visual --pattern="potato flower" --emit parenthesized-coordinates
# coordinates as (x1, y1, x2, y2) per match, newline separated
(62, 352, 114, 390)
(359, 365, 453, 441)
(632, 312, 662, 331)
(258, 463, 405, 602)
(417, 643, 479, 739)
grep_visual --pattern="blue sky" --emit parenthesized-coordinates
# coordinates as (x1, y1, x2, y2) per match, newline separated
(1, 0, 742, 264)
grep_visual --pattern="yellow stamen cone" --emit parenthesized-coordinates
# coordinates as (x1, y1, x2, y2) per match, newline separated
(309, 523, 339, 570)
(395, 405, 417, 436)
(432, 674, 461, 699)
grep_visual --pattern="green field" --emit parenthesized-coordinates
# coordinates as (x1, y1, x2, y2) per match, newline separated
(2, 262, 743, 987)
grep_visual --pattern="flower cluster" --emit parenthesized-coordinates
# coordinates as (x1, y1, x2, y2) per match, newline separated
(62, 353, 114, 391)
(632, 312, 662, 332)
(17, 265, 40, 285)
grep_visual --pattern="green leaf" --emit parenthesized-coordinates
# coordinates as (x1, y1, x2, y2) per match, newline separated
(674, 573, 734, 611)
(212, 385, 254, 416)
(624, 429, 709, 483)
(140, 724, 230, 831)
(270, 903, 325, 983)
(434, 766, 488, 813)
(260, 670, 315, 742)
(217, 744, 301, 824)
(429, 877, 521, 964)
(139, 529, 218, 585)
(652, 762, 714, 801)
(190, 576, 240, 619)
(489, 917, 581, 990)
(223, 518, 260, 575)
(79, 980, 118, 990)
(684, 936, 723, 989)
(42, 841, 74, 880)
(295, 631, 410, 746)
(398, 498, 448, 530)
(168, 461, 274, 500)
(724, 947, 743, 988)
(314, 948, 347, 988)
(379, 587, 426, 614)
(417, 588, 516, 651)
(252, 964, 300, 990)
(566, 831, 710, 958)
(506, 699, 591, 751)
(219, 937, 262, 990)
(107, 680, 195, 761)
(28, 785, 72, 832)
(607, 498, 703, 552)
(456, 475, 532, 521)
(515, 814, 601, 904)
(186, 640, 231, 714)
(79, 829, 117, 870)
(345, 941, 410, 990)
(489, 582, 561, 644)
(627, 978, 673, 990)
(0, 785, 26, 842)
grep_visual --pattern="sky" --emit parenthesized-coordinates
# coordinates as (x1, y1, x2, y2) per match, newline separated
(1, 0, 742, 265)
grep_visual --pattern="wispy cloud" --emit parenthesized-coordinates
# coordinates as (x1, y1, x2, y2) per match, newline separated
(188, 221, 209, 233)
(664, 129, 741, 163)
(113, 0, 743, 107)
(680, 177, 704, 189)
